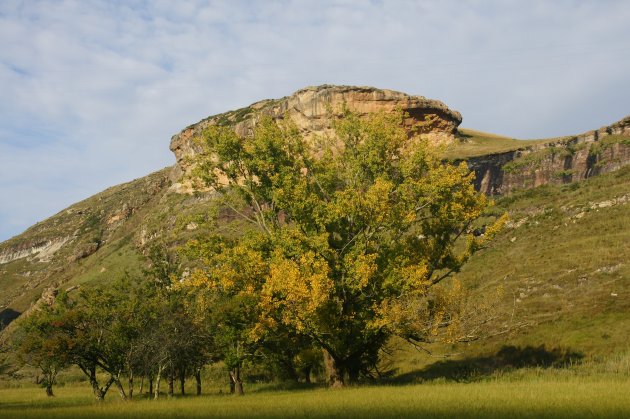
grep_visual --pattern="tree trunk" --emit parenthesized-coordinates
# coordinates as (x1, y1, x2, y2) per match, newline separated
(229, 372, 235, 394)
(88, 367, 102, 400)
(128, 372, 134, 400)
(168, 372, 174, 398)
(323, 350, 344, 388)
(281, 358, 299, 382)
(229, 367, 244, 396)
(347, 367, 360, 385)
(179, 369, 185, 395)
(148, 377, 153, 397)
(195, 369, 202, 396)
(154, 365, 164, 400)
(154, 374, 161, 400)
(303, 366, 312, 384)
(42, 368, 57, 397)
(78, 364, 113, 401)
(88, 368, 108, 401)
(114, 378, 128, 400)
(139, 376, 144, 398)
(90, 377, 113, 401)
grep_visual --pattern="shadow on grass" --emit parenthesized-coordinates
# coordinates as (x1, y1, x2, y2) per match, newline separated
(0, 308, 20, 330)
(390, 345, 584, 384)
(0, 397, 93, 411)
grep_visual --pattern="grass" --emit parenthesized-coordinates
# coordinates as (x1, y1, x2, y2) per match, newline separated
(5, 350, 630, 418)
(447, 165, 630, 357)
(443, 128, 549, 159)
(1, 376, 630, 418)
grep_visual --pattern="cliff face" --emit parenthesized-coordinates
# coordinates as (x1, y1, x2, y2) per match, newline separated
(169, 85, 462, 190)
(468, 116, 630, 195)
(169, 84, 630, 197)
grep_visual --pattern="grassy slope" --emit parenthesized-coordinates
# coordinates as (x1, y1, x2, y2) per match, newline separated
(443, 128, 550, 159)
(468, 165, 630, 352)
(386, 165, 630, 379)
(0, 169, 171, 315)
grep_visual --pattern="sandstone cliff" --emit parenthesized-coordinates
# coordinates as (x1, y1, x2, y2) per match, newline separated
(468, 115, 630, 195)
(169, 85, 462, 191)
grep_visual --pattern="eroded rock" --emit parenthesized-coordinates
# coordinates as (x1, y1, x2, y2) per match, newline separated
(169, 85, 462, 191)
(468, 115, 630, 195)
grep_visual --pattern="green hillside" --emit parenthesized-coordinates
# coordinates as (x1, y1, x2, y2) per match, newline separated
(389, 165, 630, 378)
(0, 168, 172, 318)
(465, 165, 630, 351)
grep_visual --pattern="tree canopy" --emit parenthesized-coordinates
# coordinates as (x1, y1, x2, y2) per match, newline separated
(185, 109, 505, 386)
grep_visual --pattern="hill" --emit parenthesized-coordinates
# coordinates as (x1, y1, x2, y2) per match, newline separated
(1, 85, 629, 368)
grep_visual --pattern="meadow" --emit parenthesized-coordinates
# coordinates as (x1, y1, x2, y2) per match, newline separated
(2, 372, 630, 418)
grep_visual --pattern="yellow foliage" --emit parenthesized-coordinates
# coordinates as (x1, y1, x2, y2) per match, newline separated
(183, 108, 505, 366)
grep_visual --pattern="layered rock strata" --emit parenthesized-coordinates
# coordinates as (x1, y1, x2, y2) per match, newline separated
(468, 115, 630, 195)
(169, 85, 462, 191)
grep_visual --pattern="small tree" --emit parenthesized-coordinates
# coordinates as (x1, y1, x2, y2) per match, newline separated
(188, 110, 504, 386)
(183, 236, 266, 395)
(13, 306, 71, 396)
(143, 242, 212, 399)
(22, 281, 150, 401)
(57, 287, 129, 401)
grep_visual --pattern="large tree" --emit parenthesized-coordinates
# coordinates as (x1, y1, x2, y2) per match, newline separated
(187, 110, 504, 386)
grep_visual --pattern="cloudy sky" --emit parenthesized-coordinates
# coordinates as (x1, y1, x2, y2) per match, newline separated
(1, 0, 629, 241)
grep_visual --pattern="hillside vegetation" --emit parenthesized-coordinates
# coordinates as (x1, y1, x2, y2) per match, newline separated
(464, 164, 630, 354)
(0, 169, 173, 320)
(2, 134, 629, 362)
(387, 164, 630, 379)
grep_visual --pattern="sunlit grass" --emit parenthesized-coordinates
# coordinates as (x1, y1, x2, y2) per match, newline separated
(2, 376, 630, 418)
(443, 128, 549, 159)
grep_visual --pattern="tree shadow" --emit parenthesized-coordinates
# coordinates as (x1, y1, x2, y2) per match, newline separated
(390, 345, 584, 384)
(0, 308, 21, 330)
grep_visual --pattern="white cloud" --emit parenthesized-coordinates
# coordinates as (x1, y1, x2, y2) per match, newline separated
(1, 0, 629, 240)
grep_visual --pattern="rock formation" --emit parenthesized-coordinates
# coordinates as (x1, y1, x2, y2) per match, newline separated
(169, 85, 462, 191)
(468, 115, 630, 195)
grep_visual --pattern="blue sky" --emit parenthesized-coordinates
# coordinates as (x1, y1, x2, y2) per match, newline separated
(1, 0, 630, 242)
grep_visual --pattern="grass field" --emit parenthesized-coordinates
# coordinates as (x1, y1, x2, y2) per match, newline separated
(1, 375, 630, 418)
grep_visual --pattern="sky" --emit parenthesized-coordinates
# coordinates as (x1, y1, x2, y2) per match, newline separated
(1, 0, 630, 242)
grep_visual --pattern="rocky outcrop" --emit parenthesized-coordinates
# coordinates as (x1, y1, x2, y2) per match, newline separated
(67, 241, 100, 263)
(0, 237, 71, 264)
(40, 286, 59, 307)
(468, 115, 630, 195)
(169, 85, 462, 190)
